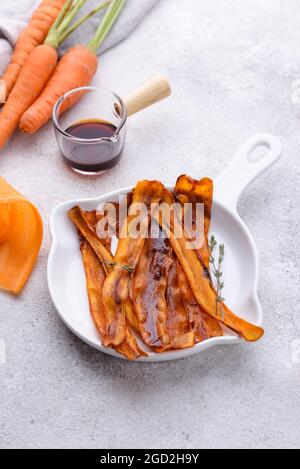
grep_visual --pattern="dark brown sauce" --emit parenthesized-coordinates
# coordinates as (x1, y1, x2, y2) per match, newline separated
(62, 119, 124, 174)
(66, 119, 116, 140)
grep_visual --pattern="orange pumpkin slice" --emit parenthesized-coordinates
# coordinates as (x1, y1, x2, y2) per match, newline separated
(0, 203, 11, 243)
(0, 177, 43, 294)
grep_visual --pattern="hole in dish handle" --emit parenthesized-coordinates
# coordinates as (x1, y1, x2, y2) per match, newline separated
(214, 133, 282, 211)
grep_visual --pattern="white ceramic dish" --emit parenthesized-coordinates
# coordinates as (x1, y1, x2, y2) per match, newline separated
(48, 134, 282, 361)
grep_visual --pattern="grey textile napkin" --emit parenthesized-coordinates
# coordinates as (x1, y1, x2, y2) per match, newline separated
(0, 0, 159, 75)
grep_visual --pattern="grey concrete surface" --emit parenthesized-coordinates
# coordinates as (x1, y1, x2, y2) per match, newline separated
(0, 0, 300, 449)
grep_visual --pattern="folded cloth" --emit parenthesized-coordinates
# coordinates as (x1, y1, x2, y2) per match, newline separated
(0, 0, 159, 75)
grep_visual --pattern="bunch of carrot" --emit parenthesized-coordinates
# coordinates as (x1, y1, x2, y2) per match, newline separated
(0, 0, 67, 101)
(0, 0, 126, 151)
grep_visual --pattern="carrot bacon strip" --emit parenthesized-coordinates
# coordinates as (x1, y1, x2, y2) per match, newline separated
(80, 239, 107, 338)
(69, 207, 145, 360)
(133, 232, 195, 352)
(123, 290, 141, 335)
(68, 206, 113, 275)
(159, 258, 195, 351)
(102, 181, 165, 346)
(0, 0, 67, 101)
(80, 209, 112, 250)
(133, 235, 173, 349)
(82, 206, 141, 336)
(175, 175, 223, 339)
(175, 175, 213, 266)
(133, 175, 220, 350)
(154, 189, 264, 342)
(133, 227, 215, 351)
(79, 210, 98, 232)
(177, 264, 223, 341)
(80, 240, 145, 360)
(69, 206, 144, 352)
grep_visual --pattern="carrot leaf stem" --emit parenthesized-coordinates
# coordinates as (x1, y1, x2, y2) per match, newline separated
(50, 0, 73, 32)
(59, 0, 86, 33)
(87, 0, 126, 54)
(60, 0, 111, 44)
(45, 0, 88, 49)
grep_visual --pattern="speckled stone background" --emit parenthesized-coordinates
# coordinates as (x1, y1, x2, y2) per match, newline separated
(0, 0, 300, 449)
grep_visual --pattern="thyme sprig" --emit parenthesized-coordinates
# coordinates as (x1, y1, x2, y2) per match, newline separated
(209, 235, 225, 319)
(104, 261, 134, 273)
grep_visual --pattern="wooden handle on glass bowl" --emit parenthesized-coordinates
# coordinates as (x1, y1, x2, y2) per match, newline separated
(122, 74, 171, 117)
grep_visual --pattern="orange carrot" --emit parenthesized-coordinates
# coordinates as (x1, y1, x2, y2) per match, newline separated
(20, 46, 98, 133)
(0, 45, 58, 149)
(0, 0, 67, 102)
(0, 0, 108, 150)
(20, 0, 126, 134)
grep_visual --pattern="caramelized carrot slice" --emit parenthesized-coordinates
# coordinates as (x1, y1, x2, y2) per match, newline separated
(80, 209, 112, 250)
(81, 240, 146, 360)
(133, 235, 173, 348)
(154, 189, 264, 342)
(123, 291, 141, 336)
(175, 175, 213, 266)
(68, 206, 114, 275)
(103, 180, 165, 346)
(71, 208, 146, 360)
(157, 258, 195, 351)
(0, 177, 43, 294)
(177, 263, 223, 340)
(80, 210, 98, 232)
(175, 175, 223, 339)
(80, 239, 107, 339)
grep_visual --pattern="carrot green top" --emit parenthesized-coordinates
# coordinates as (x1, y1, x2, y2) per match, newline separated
(87, 0, 126, 53)
(45, 0, 112, 49)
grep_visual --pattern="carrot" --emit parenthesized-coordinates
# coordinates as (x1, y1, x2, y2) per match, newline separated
(0, 0, 109, 150)
(20, 46, 98, 134)
(0, 0, 67, 103)
(0, 45, 58, 149)
(19, 0, 126, 134)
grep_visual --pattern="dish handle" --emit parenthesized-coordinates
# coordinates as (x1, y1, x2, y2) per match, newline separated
(214, 133, 282, 211)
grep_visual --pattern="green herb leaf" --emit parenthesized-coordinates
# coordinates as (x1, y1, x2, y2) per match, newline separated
(209, 235, 226, 320)
(104, 261, 134, 273)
